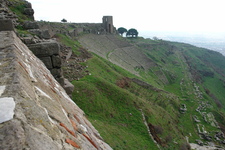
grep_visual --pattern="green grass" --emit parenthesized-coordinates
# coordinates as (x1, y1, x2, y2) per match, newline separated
(89, 118, 155, 150)
(203, 77, 225, 109)
(67, 34, 225, 149)
(9, 1, 225, 148)
(8, 0, 33, 23)
(72, 70, 158, 149)
(71, 54, 186, 149)
(56, 34, 81, 55)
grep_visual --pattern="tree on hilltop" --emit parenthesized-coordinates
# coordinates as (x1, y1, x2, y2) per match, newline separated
(126, 28, 138, 37)
(118, 27, 127, 36)
(61, 18, 67, 23)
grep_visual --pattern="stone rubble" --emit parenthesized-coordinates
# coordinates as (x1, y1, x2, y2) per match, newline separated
(193, 115, 201, 123)
(190, 143, 224, 150)
(180, 104, 187, 113)
(194, 83, 203, 99)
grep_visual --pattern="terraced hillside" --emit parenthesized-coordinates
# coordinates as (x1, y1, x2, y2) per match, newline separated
(79, 34, 156, 76)
(4, 0, 225, 148)
(76, 34, 225, 149)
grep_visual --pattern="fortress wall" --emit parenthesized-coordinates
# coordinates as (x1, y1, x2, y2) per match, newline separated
(0, 31, 112, 150)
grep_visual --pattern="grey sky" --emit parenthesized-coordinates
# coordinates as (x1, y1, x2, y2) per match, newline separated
(28, 0, 225, 34)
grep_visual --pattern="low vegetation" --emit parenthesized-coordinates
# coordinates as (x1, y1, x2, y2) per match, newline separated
(72, 55, 182, 149)
(8, 2, 225, 148)
(55, 33, 81, 55)
(69, 35, 225, 149)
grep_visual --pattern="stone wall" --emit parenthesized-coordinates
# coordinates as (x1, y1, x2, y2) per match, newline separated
(36, 22, 106, 38)
(0, 31, 112, 150)
(27, 40, 62, 78)
(35, 16, 117, 38)
(0, 0, 116, 97)
(17, 19, 69, 93)
(25, 38, 75, 96)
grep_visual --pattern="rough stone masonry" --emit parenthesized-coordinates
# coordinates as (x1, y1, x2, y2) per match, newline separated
(0, 31, 112, 150)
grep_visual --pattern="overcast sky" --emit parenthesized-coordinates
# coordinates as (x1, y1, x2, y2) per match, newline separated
(27, 0, 225, 35)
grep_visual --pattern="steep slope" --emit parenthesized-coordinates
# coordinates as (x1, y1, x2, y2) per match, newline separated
(135, 38, 225, 146)
(3, 0, 225, 149)
(71, 55, 182, 150)
(0, 31, 112, 150)
(75, 34, 225, 149)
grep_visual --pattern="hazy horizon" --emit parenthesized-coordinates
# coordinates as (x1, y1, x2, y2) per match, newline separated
(28, 0, 225, 34)
(139, 30, 225, 56)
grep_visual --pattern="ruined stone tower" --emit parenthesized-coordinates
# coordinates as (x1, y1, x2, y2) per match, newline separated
(102, 16, 113, 33)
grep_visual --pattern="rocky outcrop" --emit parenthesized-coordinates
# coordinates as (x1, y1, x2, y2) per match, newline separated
(23, 21, 40, 29)
(20, 30, 74, 96)
(0, 0, 34, 26)
(0, 31, 112, 150)
(23, 1, 34, 20)
(0, 1, 18, 26)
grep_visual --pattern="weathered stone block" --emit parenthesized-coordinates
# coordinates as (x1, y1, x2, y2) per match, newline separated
(0, 19, 14, 31)
(23, 21, 39, 29)
(28, 41, 60, 57)
(24, 1, 32, 8)
(50, 68, 62, 78)
(28, 29, 51, 39)
(23, 8, 34, 17)
(21, 36, 36, 45)
(0, 120, 26, 150)
(39, 57, 53, 69)
(63, 78, 74, 96)
(52, 55, 62, 68)
(56, 77, 65, 87)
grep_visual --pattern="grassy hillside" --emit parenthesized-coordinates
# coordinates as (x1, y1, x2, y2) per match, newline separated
(8, 0, 225, 149)
(71, 54, 183, 150)
(70, 34, 225, 149)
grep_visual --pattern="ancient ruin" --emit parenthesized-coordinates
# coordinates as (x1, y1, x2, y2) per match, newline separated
(0, 29, 112, 150)
(102, 16, 114, 33)
(0, 1, 113, 149)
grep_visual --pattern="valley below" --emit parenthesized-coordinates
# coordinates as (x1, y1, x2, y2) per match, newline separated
(1, 0, 225, 149)
(140, 31, 225, 56)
